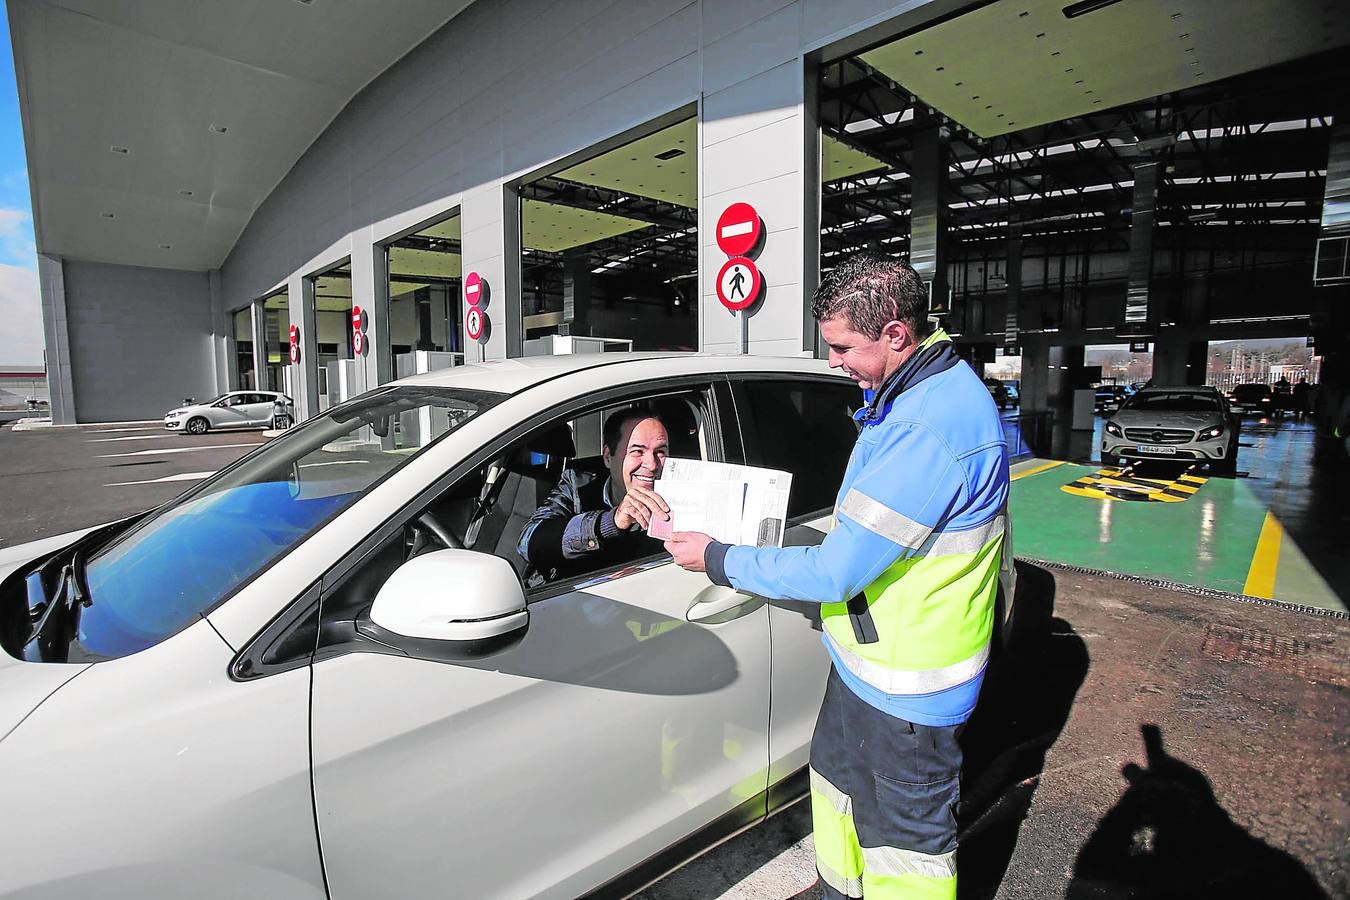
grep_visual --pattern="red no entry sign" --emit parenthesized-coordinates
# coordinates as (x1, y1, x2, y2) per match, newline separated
(464, 272, 487, 307)
(351, 305, 367, 356)
(288, 324, 300, 365)
(466, 306, 489, 342)
(716, 257, 761, 311)
(716, 202, 762, 257)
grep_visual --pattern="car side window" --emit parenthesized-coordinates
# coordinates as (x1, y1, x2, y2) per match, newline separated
(310, 386, 717, 650)
(734, 378, 860, 520)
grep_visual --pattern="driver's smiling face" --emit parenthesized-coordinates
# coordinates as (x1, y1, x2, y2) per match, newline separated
(605, 416, 669, 500)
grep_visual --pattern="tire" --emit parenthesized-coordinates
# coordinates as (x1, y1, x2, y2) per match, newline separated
(186, 416, 209, 435)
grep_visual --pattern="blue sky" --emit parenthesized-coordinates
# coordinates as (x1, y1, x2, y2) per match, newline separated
(0, 0, 43, 365)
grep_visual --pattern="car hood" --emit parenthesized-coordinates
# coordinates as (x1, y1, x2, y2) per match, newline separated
(0, 531, 99, 745)
(1113, 409, 1219, 428)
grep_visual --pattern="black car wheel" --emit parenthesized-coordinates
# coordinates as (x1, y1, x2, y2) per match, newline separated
(186, 417, 209, 435)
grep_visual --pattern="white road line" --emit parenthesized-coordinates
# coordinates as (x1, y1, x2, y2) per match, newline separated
(89, 426, 166, 434)
(96, 443, 257, 458)
(89, 434, 185, 442)
(105, 471, 215, 487)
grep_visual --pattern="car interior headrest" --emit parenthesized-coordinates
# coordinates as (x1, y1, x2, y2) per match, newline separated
(516, 423, 576, 468)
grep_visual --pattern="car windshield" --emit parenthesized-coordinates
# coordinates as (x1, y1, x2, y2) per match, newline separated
(1232, 385, 1269, 398)
(71, 385, 503, 659)
(1123, 393, 1220, 413)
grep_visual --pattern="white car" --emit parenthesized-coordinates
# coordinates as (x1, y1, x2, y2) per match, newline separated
(0, 354, 1015, 899)
(1101, 385, 1238, 475)
(163, 390, 293, 434)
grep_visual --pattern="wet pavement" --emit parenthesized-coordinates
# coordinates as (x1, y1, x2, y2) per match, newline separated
(639, 562, 1349, 899)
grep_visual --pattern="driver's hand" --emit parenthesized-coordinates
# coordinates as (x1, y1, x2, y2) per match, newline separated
(613, 485, 670, 531)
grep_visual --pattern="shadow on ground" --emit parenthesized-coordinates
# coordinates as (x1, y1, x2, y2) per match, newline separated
(957, 561, 1090, 899)
(1065, 723, 1327, 900)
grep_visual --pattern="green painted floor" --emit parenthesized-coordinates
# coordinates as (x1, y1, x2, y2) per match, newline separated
(1009, 459, 1346, 611)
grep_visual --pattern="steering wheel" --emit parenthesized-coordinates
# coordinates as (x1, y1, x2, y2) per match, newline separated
(415, 511, 463, 550)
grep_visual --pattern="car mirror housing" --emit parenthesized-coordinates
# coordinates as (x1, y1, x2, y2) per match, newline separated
(369, 549, 528, 646)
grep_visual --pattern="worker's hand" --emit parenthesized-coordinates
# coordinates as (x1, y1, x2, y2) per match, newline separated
(614, 484, 670, 531)
(665, 531, 713, 572)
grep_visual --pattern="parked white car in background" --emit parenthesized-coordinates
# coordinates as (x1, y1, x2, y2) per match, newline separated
(163, 390, 293, 433)
(1, 354, 1015, 899)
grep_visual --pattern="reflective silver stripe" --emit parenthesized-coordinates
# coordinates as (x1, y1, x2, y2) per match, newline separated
(826, 632, 991, 695)
(921, 513, 1007, 557)
(862, 845, 958, 880)
(839, 488, 932, 548)
(809, 767, 852, 816)
(817, 860, 864, 898)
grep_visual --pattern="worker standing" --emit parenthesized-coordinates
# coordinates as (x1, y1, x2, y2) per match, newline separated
(666, 252, 1010, 899)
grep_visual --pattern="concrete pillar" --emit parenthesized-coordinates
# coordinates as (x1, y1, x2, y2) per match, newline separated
(561, 252, 592, 337)
(208, 269, 231, 396)
(460, 184, 518, 360)
(37, 253, 76, 425)
(700, 58, 815, 356)
(249, 298, 267, 392)
(288, 273, 320, 420)
(1021, 342, 1050, 414)
(1152, 332, 1207, 386)
(910, 112, 950, 317)
(350, 227, 391, 394)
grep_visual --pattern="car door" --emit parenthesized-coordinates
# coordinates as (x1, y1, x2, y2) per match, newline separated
(209, 393, 252, 430)
(241, 393, 276, 426)
(726, 375, 862, 792)
(308, 379, 772, 900)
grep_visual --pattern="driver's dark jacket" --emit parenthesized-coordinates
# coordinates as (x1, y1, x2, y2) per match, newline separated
(517, 458, 662, 586)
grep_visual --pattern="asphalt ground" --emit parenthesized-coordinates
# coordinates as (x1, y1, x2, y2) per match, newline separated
(2, 424, 1346, 898)
(0, 422, 267, 547)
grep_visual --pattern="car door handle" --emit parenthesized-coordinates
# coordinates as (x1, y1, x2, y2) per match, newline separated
(686, 585, 759, 624)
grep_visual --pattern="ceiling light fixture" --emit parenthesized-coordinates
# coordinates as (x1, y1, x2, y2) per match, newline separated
(159, 244, 172, 249)
(654, 148, 685, 160)
(110, 145, 129, 154)
(178, 189, 194, 197)
(209, 124, 228, 134)
(1062, 0, 1126, 18)
(100, 212, 115, 219)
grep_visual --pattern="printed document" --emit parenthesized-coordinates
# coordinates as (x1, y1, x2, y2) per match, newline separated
(646, 457, 792, 547)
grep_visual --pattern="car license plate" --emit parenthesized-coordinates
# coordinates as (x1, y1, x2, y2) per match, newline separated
(1137, 444, 1176, 455)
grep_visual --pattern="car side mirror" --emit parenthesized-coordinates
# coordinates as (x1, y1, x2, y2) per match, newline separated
(365, 549, 528, 658)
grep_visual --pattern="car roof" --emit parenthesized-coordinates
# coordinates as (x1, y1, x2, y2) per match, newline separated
(387, 352, 840, 394)
(1134, 385, 1219, 395)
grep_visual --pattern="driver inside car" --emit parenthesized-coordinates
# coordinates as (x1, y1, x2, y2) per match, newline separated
(517, 406, 672, 586)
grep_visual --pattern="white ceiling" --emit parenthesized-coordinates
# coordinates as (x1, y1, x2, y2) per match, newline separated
(9, 0, 472, 271)
(862, 0, 1349, 138)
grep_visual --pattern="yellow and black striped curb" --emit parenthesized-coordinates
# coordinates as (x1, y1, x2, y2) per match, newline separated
(1060, 463, 1209, 502)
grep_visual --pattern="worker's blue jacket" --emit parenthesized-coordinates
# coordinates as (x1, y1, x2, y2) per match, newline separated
(705, 330, 1010, 725)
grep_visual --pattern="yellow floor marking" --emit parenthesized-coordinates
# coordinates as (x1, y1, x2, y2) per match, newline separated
(1243, 511, 1283, 598)
(1011, 460, 1067, 481)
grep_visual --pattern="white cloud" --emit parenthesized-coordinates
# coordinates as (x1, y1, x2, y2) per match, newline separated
(0, 208, 36, 267)
(0, 263, 44, 365)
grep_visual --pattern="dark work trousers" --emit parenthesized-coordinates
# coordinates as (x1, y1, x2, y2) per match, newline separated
(809, 666, 963, 899)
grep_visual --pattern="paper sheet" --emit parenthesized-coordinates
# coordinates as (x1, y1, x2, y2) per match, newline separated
(648, 457, 793, 547)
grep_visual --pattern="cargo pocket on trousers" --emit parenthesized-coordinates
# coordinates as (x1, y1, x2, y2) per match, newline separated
(872, 771, 960, 855)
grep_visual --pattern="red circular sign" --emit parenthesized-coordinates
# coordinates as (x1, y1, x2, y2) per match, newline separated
(466, 306, 489, 342)
(351, 306, 364, 331)
(464, 272, 486, 307)
(716, 202, 762, 257)
(352, 329, 365, 356)
(716, 257, 762, 311)
(288, 325, 300, 364)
